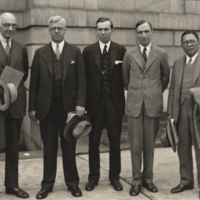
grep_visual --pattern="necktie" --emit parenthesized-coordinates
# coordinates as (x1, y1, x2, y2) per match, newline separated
(5, 39, 10, 55)
(143, 47, 147, 63)
(55, 44, 60, 60)
(103, 45, 107, 57)
(187, 58, 192, 68)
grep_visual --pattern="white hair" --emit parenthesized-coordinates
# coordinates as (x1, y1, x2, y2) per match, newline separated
(48, 16, 66, 27)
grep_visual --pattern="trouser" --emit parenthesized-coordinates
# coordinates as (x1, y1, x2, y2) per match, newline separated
(128, 103, 160, 185)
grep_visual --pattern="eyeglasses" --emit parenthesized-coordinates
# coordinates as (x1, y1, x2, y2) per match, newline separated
(182, 40, 198, 46)
(1, 23, 17, 29)
(50, 27, 65, 32)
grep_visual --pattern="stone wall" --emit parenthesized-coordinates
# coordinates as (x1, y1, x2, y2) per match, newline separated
(0, 0, 198, 150)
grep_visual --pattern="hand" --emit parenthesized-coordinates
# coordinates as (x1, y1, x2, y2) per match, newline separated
(29, 110, 37, 121)
(75, 106, 85, 117)
(167, 114, 172, 123)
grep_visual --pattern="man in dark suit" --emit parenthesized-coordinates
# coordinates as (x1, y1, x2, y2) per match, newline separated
(0, 12, 29, 199)
(82, 17, 126, 192)
(123, 20, 170, 196)
(167, 30, 200, 197)
(29, 16, 86, 199)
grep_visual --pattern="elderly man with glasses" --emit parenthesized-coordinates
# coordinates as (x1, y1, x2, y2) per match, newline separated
(167, 30, 200, 198)
(0, 12, 29, 199)
(29, 16, 86, 199)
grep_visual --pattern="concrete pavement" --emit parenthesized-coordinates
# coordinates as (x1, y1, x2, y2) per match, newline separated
(0, 137, 199, 200)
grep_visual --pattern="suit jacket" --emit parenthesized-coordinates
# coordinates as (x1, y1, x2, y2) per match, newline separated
(82, 41, 126, 117)
(167, 54, 200, 123)
(0, 39, 28, 149)
(123, 43, 170, 118)
(29, 42, 86, 121)
(0, 40, 28, 119)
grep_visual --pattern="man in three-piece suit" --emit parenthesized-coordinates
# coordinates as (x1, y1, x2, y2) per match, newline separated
(167, 30, 200, 197)
(82, 17, 126, 192)
(29, 16, 86, 199)
(123, 20, 170, 196)
(0, 12, 29, 199)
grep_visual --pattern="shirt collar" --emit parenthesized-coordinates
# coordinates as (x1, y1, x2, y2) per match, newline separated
(0, 33, 12, 46)
(99, 40, 111, 54)
(186, 52, 199, 64)
(139, 43, 152, 53)
(51, 40, 65, 53)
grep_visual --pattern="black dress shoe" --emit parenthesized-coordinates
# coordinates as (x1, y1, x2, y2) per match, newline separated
(85, 181, 98, 191)
(110, 181, 123, 191)
(36, 188, 52, 199)
(129, 185, 141, 196)
(142, 182, 158, 193)
(68, 186, 82, 197)
(171, 184, 193, 193)
(6, 187, 29, 199)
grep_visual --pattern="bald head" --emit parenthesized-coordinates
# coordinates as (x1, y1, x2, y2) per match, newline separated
(0, 12, 17, 39)
(0, 12, 17, 24)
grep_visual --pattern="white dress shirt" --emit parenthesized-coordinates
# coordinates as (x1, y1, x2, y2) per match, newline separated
(139, 43, 152, 58)
(99, 40, 111, 54)
(0, 33, 12, 49)
(186, 52, 199, 65)
(51, 40, 65, 54)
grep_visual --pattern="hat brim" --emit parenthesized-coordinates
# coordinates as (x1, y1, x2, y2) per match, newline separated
(63, 113, 91, 141)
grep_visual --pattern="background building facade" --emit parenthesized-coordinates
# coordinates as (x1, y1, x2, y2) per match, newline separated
(1, 0, 199, 150)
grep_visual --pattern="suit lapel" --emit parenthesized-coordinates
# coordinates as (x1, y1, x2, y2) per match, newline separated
(0, 42, 6, 67)
(92, 42, 101, 71)
(177, 56, 185, 89)
(43, 43, 53, 75)
(132, 45, 143, 70)
(63, 42, 73, 84)
(109, 42, 117, 74)
(10, 40, 20, 68)
(144, 44, 158, 73)
(193, 54, 200, 85)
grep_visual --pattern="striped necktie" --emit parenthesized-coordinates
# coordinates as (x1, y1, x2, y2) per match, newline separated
(5, 39, 10, 55)
(143, 47, 147, 63)
(55, 44, 61, 60)
(187, 58, 192, 68)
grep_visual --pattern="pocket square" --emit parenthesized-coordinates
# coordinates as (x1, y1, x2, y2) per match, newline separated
(115, 60, 123, 65)
(71, 60, 76, 64)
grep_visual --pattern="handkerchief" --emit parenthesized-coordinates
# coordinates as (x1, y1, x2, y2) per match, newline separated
(115, 60, 123, 65)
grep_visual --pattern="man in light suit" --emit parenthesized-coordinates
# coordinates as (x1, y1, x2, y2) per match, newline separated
(29, 16, 86, 199)
(123, 20, 170, 196)
(0, 12, 29, 199)
(82, 17, 126, 191)
(167, 30, 200, 197)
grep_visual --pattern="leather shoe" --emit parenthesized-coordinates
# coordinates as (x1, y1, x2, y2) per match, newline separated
(129, 185, 141, 196)
(171, 184, 193, 193)
(68, 186, 82, 197)
(6, 187, 29, 199)
(85, 181, 98, 191)
(142, 182, 158, 193)
(36, 188, 52, 199)
(110, 181, 123, 191)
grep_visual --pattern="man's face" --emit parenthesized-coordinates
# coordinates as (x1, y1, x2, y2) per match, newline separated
(136, 22, 153, 47)
(0, 14, 17, 39)
(181, 34, 199, 57)
(48, 21, 66, 44)
(97, 21, 113, 44)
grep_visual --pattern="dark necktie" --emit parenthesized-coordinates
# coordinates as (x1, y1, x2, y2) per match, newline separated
(143, 47, 147, 63)
(103, 45, 107, 57)
(187, 58, 192, 68)
(5, 39, 10, 55)
(55, 44, 60, 60)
